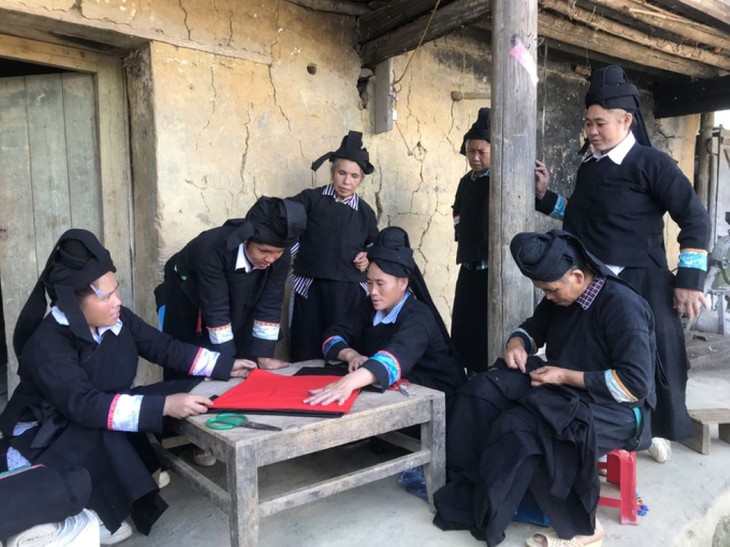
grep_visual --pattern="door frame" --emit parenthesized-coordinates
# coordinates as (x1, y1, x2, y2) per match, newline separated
(0, 33, 133, 392)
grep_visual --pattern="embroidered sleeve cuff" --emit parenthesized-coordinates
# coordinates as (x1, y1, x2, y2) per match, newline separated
(187, 347, 219, 377)
(678, 249, 708, 271)
(362, 351, 401, 390)
(107, 394, 144, 432)
(208, 323, 234, 345)
(603, 369, 638, 403)
(252, 320, 280, 341)
(323, 336, 348, 361)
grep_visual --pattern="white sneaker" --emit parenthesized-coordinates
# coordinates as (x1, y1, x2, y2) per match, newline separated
(97, 518, 133, 545)
(155, 470, 171, 489)
(50, 509, 100, 546)
(5, 523, 56, 547)
(192, 447, 216, 467)
(648, 437, 672, 463)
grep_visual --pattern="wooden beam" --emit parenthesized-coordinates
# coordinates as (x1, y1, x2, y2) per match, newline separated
(489, 0, 538, 364)
(584, 0, 730, 52)
(542, 0, 730, 71)
(358, 0, 457, 44)
(649, 0, 730, 31)
(359, 0, 491, 67)
(537, 11, 722, 78)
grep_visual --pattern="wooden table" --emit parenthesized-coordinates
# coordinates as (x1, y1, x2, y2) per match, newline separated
(154, 362, 446, 547)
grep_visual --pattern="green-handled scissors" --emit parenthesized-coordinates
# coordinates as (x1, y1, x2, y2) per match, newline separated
(205, 413, 282, 432)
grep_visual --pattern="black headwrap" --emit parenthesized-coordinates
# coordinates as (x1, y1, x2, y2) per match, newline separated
(310, 130, 375, 175)
(510, 229, 604, 282)
(13, 229, 116, 359)
(580, 65, 651, 154)
(224, 197, 307, 251)
(459, 107, 491, 155)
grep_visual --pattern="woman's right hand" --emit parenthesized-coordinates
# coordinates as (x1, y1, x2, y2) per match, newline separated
(163, 393, 213, 419)
(504, 338, 528, 373)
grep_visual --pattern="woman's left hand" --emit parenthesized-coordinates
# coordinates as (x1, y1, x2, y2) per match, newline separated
(257, 357, 291, 370)
(304, 368, 375, 406)
(353, 251, 369, 272)
(231, 359, 257, 378)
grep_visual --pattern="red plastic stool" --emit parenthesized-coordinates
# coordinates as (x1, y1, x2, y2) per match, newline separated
(597, 448, 638, 525)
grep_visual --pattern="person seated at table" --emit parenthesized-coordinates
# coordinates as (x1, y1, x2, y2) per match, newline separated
(0, 229, 253, 545)
(432, 229, 657, 547)
(304, 226, 466, 406)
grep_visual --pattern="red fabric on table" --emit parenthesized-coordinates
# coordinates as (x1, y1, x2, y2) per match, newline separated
(208, 368, 360, 416)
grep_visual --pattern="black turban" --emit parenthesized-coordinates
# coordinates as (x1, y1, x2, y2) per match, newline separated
(13, 229, 116, 358)
(367, 227, 416, 279)
(224, 197, 307, 251)
(460, 107, 491, 155)
(311, 130, 374, 175)
(583, 65, 651, 150)
(510, 229, 604, 282)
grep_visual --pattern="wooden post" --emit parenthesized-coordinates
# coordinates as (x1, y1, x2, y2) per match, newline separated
(489, 0, 538, 363)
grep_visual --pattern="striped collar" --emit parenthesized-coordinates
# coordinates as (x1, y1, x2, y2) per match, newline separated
(323, 184, 359, 210)
(575, 276, 606, 310)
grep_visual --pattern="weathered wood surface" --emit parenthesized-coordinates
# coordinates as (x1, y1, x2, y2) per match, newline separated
(358, 0, 455, 43)
(160, 361, 446, 547)
(489, 0, 538, 364)
(680, 408, 730, 455)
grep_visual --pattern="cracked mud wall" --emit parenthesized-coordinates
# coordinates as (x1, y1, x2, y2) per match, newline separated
(0, 0, 700, 343)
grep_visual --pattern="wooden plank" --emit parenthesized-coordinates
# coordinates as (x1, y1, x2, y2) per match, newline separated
(285, 0, 372, 16)
(25, 74, 72, 265)
(649, 0, 730, 31)
(489, 0, 539, 364)
(542, 0, 730, 71)
(0, 77, 37, 396)
(688, 408, 730, 422)
(373, 58, 393, 134)
(537, 11, 721, 78)
(258, 450, 430, 516)
(585, 0, 730, 52)
(62, 72, 102, 235)
(360, 0, 491, 67)
(358, 0, 456, 43)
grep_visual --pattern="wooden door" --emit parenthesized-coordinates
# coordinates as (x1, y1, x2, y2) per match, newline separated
(0, 72, 102, 395)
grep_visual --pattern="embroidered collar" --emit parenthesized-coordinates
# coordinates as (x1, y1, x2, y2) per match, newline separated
(591, 131, 636, 165)
(51, 306, 123, 342)
(323, 184, 359, 211)
(373, 291, 411, 326)
(575, 276, 606, 310)
(469, 169, 490, 181)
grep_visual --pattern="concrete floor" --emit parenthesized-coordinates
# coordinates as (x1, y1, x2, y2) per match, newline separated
(2, 334, 729, 547)
(122, 335, 730, 547)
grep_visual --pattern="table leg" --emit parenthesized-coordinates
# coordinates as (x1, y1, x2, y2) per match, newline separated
(422, 394, 446, 508)
(227, 444, 259, 547)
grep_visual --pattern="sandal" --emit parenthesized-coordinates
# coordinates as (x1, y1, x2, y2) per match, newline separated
(526, 530, 603, 547)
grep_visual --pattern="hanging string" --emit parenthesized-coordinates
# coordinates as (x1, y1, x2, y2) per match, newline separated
(390, 0, 443, 154)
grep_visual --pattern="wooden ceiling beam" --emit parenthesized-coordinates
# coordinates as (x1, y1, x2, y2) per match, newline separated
(359, 0, 491, 67)
(537, 10, 722, 77)
(649, 0, 730, 31)
(583, 0, 730, 52)
(542, 0, 730, 71)
(285, 0, 372, 16)
(358, 0, 457, 44)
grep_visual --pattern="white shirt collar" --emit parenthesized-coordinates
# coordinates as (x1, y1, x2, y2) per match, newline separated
(51, 305, 123, 343)
(235, 242, 254, 272)
(372, 292, 411, 326)
(591, 131, 636, 165)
